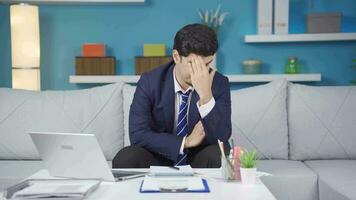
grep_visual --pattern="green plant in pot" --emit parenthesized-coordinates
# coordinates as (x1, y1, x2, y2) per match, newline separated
(197, 4, 228, 34)
(239, 149, 259, 184)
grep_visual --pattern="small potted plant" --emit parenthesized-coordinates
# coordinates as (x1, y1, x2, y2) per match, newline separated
(197, 4, 229, 34)
(239, 149, 258, 184)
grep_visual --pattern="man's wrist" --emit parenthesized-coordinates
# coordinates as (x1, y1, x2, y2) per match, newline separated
(197, 97, 215, 119)
(199, 93, 213, 106)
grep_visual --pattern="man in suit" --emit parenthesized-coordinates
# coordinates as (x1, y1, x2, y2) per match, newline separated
(113, 24, 231, 168)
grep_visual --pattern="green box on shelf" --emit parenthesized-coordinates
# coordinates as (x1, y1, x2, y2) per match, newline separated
(143, 44, 166, 57)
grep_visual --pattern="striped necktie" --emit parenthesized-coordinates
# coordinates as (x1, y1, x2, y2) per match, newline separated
(175, 90, 191, 166)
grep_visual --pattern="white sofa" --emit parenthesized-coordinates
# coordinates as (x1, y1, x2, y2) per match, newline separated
(1, 79, 355, 200)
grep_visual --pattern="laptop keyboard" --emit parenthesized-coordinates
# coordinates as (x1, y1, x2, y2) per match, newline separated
(112, 170, 146, 178)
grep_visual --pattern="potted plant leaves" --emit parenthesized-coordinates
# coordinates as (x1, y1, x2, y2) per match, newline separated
(197, 4, 229, 34)
(239, 149, 259, 184)
(197, 5, 229, 69)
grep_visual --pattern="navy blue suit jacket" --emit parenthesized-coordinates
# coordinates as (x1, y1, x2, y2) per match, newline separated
(129, 61, 232, 162)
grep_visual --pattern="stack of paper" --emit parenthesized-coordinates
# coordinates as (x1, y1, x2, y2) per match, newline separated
(10, 180, 101, 200)
(149, 165, 194, 176)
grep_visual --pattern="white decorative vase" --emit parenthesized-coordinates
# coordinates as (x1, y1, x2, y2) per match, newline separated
(240, 167, 257, 184)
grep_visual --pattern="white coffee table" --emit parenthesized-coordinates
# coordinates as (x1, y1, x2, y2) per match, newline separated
(2, 169, 276, 200)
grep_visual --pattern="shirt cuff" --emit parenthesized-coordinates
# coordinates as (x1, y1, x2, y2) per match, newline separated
(179, 137, 186, 155)
(197, 97, 215, 119)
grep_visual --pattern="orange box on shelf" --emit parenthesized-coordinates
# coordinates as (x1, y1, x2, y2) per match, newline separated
(82, 43, 106, 57)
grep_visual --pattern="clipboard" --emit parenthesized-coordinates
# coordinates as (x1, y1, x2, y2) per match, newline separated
(139, 178, 210, 193)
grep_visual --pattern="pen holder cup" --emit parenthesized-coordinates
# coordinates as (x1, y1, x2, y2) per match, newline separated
(221, 157, 241, 181)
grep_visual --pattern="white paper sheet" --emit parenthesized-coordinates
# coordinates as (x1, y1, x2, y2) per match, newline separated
(149, 165, 194, 176)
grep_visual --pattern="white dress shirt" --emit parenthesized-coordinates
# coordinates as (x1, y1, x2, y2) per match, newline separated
(173, 69, 216, 154)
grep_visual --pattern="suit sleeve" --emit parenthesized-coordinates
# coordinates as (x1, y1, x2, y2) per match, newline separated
(129, 74, 183, 162)
(201, 76, 232, 145)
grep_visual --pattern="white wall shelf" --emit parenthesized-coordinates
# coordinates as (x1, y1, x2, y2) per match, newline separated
(69, 74, 321, 84)
(245, 33, 356, 43)
(0, 0, 144, 4)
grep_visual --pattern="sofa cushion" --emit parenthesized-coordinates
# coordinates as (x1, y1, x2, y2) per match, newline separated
(231, 79, 288, 159)
(0, 83, 124, 160)
(0, 161, 44, 192)
(288, 83, 356, 160)
(305, 160, 356, 200)
(257, 160, 318, 200)
(123, 84, 136, 147)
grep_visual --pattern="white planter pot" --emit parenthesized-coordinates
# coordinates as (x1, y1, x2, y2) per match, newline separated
(240, 167, 257, 184)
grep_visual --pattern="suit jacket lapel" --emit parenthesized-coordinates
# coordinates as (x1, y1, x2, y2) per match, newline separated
(161, 64, 175, 133)
(160, 63, 201, 135)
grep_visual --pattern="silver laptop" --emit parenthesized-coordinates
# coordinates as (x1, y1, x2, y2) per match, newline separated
(29, 132, 146, 182)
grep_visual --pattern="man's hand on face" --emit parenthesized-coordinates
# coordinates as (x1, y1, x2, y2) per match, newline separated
(188, 55, 216, 106)
(184, 121, 205, 149)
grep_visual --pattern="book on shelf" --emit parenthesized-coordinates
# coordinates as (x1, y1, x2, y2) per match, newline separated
(257, 0, 273, 35)
(274, 0, 289, 34)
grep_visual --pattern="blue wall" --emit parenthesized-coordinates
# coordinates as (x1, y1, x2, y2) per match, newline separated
(0, 5, 11, 88)
(1, 0, 356, 90)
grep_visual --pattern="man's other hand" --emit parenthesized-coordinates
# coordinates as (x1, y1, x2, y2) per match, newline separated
(184, 121, 205, 149)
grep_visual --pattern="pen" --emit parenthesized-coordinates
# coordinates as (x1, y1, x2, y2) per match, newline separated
(170, 166, 180, 170)
(218, 139, 234, 170)
(230, 138, 235, 153)
(217, 139, 226, 158)
(117, 174, 146, 181)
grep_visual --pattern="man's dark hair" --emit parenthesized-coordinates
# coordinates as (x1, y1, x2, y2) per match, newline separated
(173, 23, 218, 57)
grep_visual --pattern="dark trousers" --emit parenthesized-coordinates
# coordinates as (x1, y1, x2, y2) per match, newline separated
(112, 145, 229, 168)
